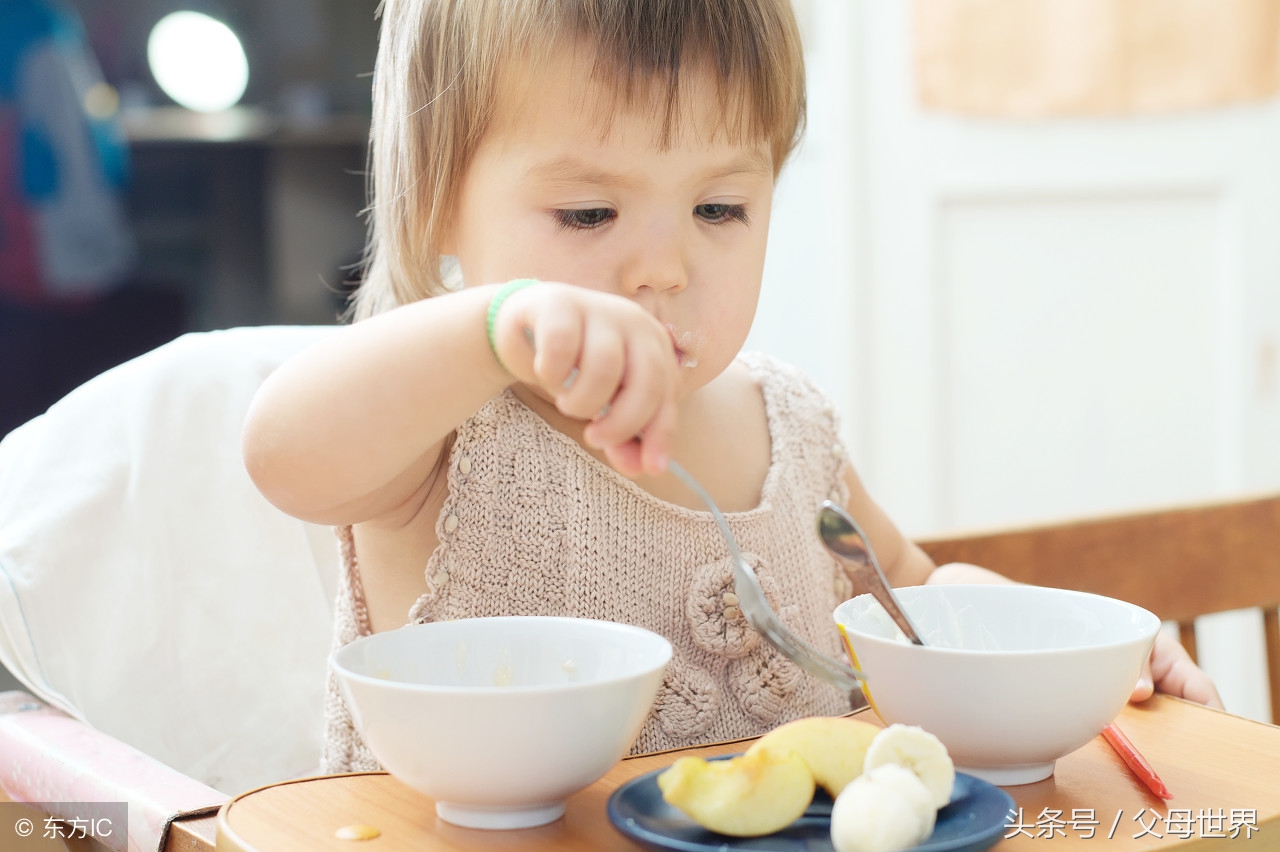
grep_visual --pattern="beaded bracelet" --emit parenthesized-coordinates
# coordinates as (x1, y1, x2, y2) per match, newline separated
(486, 278, 538, 372)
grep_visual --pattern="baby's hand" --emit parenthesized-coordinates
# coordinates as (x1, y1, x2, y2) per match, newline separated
(490, 281, 680, 478)
(1130, 630, 1224, 708)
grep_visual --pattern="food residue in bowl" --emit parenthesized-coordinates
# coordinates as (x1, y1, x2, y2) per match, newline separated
(561, 659, 578, 674)
(492, 664, 514, 686)
(858, 596, 1003, 651)
(455, 640, 469, 678)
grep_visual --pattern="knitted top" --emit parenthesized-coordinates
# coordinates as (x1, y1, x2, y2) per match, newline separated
(321, 352, 857, 773)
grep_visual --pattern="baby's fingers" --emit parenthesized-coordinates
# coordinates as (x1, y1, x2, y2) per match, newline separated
(582, 349, 664, 446)
(1145, 632, 1225, 709)
(584, 344, 677, 471)
(602, 439, 645, 479)
(1129, 658, 1155, 704)
(639, 390, 678, 475)
(600, 401, 675, 478)
(555, 323, 625, 421)
(526, 308, 583, 391)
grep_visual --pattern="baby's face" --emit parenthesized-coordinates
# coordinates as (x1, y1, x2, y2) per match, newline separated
(448, 47, 775, 395)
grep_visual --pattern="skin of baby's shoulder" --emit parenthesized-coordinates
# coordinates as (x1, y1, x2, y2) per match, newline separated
(695, 357, 767, 428)
(666, 357, 772, 514)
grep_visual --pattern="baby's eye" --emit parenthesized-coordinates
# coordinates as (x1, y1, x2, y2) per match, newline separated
(695, 203, 749, 226)
(553, 208, 615, 231)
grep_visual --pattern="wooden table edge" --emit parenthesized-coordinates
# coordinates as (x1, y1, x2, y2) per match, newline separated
(214, 772, 392, 852)
(209, 698, 1278, 852)
(208, 724, 822, 852)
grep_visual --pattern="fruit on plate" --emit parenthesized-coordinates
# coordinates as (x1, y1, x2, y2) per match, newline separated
(863, 723, 955, 809)
(830, 763, 937, 852)
(745, 715, 881, 797)
(657, 747, 816, 837)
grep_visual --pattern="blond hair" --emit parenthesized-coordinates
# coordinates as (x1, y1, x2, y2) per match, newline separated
(354, 0, 806, 320)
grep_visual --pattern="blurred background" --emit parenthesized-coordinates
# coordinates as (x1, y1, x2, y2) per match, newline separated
(756, 0, 1280, 723)
(0, 0, 379, 439)
(1, 0, 1278, 721)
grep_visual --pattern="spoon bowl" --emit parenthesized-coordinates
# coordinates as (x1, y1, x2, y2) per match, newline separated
(818, 501, 926, 645)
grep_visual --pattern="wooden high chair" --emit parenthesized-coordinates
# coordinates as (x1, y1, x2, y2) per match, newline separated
(916, 494, 1280, 723)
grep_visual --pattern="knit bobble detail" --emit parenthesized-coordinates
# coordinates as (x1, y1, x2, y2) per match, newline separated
(654, 656, 720, 739)
(685, 554, 778, 658)
(729, 638, 806, 724)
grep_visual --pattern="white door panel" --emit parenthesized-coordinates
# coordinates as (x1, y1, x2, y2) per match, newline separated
(941, 191, 1224, 530)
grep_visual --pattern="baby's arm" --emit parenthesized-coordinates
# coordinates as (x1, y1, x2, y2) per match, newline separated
(838, 462, 1007, 585)
(837, 464, 1223, 708)
(837, 462, 937, 587)
(243, 282, 678, 526)
(244, 285, 513, 525)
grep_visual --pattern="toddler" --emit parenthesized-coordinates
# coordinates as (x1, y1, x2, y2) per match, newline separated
(242, 0, 1220, 774)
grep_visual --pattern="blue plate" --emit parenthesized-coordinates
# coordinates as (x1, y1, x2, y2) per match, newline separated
(607, 756, 1015, 852)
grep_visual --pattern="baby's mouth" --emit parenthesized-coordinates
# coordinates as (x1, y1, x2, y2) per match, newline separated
(665, 323, 699, 369)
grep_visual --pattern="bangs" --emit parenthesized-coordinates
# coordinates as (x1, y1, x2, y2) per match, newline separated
(502, 0, 806, 169)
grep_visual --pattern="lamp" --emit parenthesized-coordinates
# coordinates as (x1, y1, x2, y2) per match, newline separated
(147, 11, 248, 112)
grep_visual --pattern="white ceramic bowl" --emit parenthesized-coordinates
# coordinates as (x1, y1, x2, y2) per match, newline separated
(331, 616, 671, 829)
(833, 584, 1160, 785)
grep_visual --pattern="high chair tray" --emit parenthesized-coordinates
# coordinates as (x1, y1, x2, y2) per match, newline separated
(211, 697, 1280, 852)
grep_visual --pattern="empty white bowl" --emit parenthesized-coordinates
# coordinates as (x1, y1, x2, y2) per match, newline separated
(331, 616, 671, 829)
(833, 584, 1160, 785)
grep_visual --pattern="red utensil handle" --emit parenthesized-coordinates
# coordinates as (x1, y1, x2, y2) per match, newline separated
(1103, 722, 1172, 800)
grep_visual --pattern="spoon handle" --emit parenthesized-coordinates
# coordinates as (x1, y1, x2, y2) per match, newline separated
(819, 501, 927, 645)
(859, 571, 927, 647)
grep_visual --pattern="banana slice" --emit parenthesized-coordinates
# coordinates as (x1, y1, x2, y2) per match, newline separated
(831, 764, 936, 852)
(863, 723, 955, 809)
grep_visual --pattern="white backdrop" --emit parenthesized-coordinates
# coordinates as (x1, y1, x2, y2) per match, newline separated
(750, 0, 1280, 723)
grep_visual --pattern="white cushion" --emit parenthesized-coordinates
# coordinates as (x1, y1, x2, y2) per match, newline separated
(0, 326, 339, 795)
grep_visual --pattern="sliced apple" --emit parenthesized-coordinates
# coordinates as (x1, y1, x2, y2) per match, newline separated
(746, 715, 881, 797)
(657, 747, 816, 836)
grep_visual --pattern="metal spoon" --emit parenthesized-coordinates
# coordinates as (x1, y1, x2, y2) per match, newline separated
(668, 461, 865, 693)
(818, 501, 926, 645)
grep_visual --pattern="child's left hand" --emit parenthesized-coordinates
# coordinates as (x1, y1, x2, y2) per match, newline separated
(1130, 631, 1224, 709)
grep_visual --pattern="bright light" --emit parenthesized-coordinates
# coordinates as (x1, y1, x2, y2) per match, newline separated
(147, 12, 249, 112)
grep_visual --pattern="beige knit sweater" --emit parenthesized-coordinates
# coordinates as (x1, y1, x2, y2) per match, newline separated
(322, 352, 858, 773)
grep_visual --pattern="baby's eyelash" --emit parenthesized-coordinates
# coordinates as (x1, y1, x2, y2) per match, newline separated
(551, 204, 750, 232)
(553, 208, 615, 231)
(695, 203, 749, 226)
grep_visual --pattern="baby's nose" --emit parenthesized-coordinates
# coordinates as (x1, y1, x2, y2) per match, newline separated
(620, 225, 688, 295)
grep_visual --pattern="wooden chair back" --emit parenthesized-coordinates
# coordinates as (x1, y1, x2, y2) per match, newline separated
(916, 494, 1280, 723)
